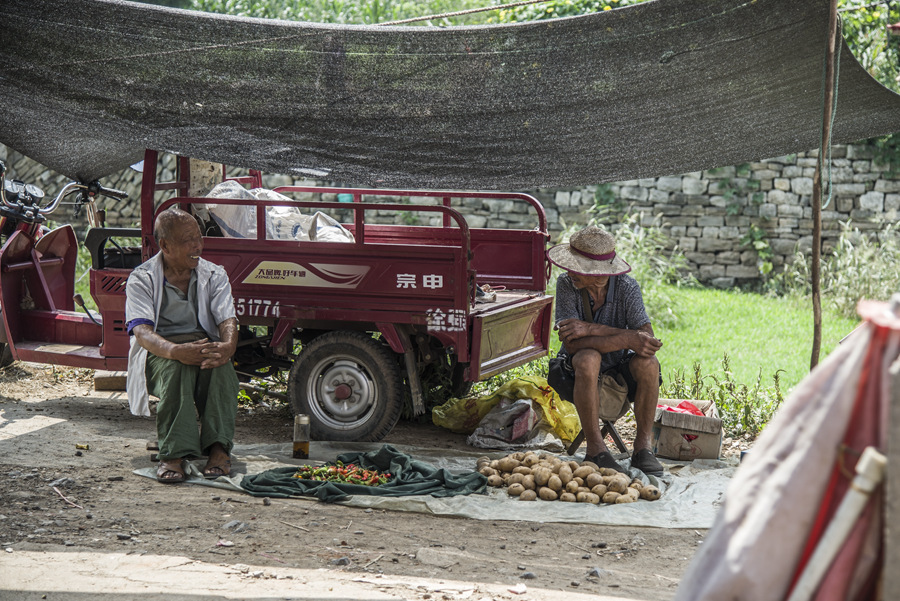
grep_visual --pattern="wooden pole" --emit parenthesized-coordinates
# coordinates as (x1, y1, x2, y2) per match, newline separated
(810, 0, 839, 370)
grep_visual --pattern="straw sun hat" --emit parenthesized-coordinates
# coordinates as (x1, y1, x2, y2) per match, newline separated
(547, 226, 631, 276)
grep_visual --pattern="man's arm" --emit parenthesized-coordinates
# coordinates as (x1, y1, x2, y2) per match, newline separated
(558, 319, 661, 358)
(132, 317, 238, 369)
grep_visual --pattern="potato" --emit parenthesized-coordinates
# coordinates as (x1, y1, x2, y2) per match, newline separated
(479, 466, 498, 477)
(558, 465, 573, 486)
(628, 482, 643, 491)
(538, 487, 558, 501)
(586, 473, 604, 488)
(511, 452, 525, 462)
(615, 494, 636, 504)
(522, 474, 536, 490)
(580, 460, 600, 471)
(548, 474, 563, 492)
(490, 459, 501, 470)
(640, 485, 662, 501)
(607, 477, 629, 494)
(533, 467, 552, 487)
(501, 473, 511, 484)
(577, 491, 601, 504)
(565, 480, 580, 494)
(487, 474, 503, 487)
(507, 483, 525, 497)
(507, 473, 525, 486)
(550, 462, 563, 474)
(522, 454, 540, 467)
(513, 466, 533, 476)
(624, 487, 640, 500)
(599, 467, 621, 477)
(519, 489, 537, 501)
(577, 486, 591, 494)
(497, 457, 519, 473)
(573, 466, 595, 480)
(591, 484, 608, 497)
(559, 492, 577, 502)
(574, 477, 585, 487)
(567, 461, 580, 472)
(602, 491, 621, 504)
(476, 456, 491, 468)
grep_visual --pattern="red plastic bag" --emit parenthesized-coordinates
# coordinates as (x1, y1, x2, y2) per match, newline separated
(657, 400, 705, 416)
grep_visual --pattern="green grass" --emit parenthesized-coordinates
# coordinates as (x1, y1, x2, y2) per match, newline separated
(652, 284, 860, 392)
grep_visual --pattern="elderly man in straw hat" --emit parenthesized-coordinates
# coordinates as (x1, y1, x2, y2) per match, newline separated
(547, 225, 665, 476)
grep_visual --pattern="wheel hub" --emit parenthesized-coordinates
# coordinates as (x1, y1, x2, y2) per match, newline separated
(333, 383, 353, 400)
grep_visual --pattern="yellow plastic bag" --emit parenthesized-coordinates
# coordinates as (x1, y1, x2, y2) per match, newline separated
(431, 376, 581, 442)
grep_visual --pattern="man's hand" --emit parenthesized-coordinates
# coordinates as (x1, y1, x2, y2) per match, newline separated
(555, 318, 594, 345)
(198, 341, 234, 370)
(630, 330, 663, 358)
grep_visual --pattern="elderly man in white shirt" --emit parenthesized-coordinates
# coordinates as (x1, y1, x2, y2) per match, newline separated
(125, 207, 239, 484)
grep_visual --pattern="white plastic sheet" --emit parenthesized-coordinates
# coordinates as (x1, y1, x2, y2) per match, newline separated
(135, 441, 734, 528)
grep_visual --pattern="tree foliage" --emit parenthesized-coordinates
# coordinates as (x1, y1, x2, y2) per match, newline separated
(839, 0, 900, 94)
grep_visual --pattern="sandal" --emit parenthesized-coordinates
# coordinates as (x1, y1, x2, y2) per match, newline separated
(631, 448, 665, 477)
(584, 451, 627, 474)
(156, 459, 185, 484)
(202, 457, 231, 479)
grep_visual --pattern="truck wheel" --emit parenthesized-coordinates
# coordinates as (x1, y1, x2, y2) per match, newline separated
(0, 343, 12, 368)
(288, 331, 403, 442)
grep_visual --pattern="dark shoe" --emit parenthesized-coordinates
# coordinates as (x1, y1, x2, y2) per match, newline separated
(631, 448, 664, 477)
(584, 451, 627, 474)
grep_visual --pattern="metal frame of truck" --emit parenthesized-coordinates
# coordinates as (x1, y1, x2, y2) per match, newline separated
(0, 149, 553, 441)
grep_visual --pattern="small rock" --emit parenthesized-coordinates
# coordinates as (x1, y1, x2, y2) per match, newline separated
(592, 542, 608, 549)
(364, 508, 373, 513)
(570, 581, 580, 587)
(499, 544, 506, 549)
(582, 554, 590, 559)
(211, 496, 221, 501)
(262, 497, 271, 506)
(588, 567, 609, 578)
(75, 451, 82, 457)
(106, 476, 124, 482)
(519, 572, 537, 580)
(330, 557, 351, 566)
(116, 534, 131, 541)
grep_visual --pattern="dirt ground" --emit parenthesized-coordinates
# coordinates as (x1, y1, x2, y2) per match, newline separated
(0, 363, 720, 601)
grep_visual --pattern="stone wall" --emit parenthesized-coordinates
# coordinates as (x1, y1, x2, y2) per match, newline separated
(2, 143, 897, 286)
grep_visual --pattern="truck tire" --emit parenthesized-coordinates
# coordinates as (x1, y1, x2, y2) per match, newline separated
(288, 331, 403, 442)
(0, 343, 12, 368)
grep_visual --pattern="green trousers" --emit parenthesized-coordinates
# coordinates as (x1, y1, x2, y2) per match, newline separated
(146, 354, 239, 461)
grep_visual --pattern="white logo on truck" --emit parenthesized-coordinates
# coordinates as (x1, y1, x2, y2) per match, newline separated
(243, 261, 370, 288)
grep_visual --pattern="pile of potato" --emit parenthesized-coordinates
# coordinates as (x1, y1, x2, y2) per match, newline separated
(476, 451, 661, 504)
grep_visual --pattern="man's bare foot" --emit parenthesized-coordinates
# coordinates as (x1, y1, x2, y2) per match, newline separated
(156, 458, 185, 484)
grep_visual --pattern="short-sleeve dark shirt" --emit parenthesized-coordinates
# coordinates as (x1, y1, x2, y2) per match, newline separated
(555, 273, 651, 371)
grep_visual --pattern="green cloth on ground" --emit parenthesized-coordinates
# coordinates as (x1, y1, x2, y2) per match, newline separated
(240, 444, 487, 503)
(146, 354, 239, 460)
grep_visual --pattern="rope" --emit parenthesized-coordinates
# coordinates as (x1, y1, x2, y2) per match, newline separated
(818, 17, 842, 209)
(378, 0, 551, 26)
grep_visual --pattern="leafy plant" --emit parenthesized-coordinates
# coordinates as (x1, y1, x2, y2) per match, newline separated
(662, 354, 784, 438)
(776, 220, 900, 318)
(741, 222, 773, 276)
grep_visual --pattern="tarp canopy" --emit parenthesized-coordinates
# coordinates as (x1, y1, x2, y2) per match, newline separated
(2, 0, 900, 189)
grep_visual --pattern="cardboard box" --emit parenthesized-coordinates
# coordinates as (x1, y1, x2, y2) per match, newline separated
(651, 399, 723, 461)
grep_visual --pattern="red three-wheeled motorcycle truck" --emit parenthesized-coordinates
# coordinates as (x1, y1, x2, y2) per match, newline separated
(0, 150, 554, 441)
